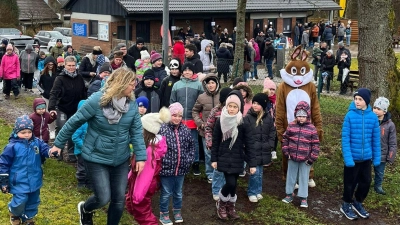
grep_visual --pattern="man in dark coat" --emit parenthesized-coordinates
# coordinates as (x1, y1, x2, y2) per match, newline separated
(210, 27, 220, 50)
(184, 43, 203, 73)
(263, 38, 275, 79)
(253, 23, 261, 39)
(128, 37, 149, 61)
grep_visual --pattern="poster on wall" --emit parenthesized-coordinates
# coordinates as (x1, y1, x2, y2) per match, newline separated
(72, 23, 87, 37)
(98, 22, 109, 41)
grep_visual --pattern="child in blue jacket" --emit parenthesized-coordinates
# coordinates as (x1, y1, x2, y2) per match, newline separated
(0, 115, 53, 225)
(340, 88, 381, 220)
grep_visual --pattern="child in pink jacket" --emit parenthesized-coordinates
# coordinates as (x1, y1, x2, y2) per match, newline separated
(126, 107, 171, 225)
(0, 44, 20, 99)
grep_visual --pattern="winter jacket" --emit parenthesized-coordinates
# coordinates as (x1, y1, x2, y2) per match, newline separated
(252, 41, 261, 62)
(48, 70, 86, 117)
(192, 73, 221, 136)
(321, 55, 336, 73)
(312, 47, 323, 65)
(378, 113, 397, 163)
(134, 59, 151, 79)
(331, 24, 337, 36)
(337, 26, 346, 37)
(152, 65, 168, 89)
(336, 47, 352, 65)
(159, 123, 195, 176)
(170, 74, 204, 129)
(185, 54, 203, 73)
(341, 102, 381, 167)
(243, 108, 276, 165)
(198, 40, 214, 72)
(38, 67, 62, 99)
(205, 105, 222, 149)
(294, 25, 300, 37)
(301, 31, 309, 46)
(0, 136, 49, 194)
(337, 56, 350, 82)
(210, 31, 219, 46)
(64, 50, 81, 63)
(19, 45, 38, 74)
(29, 98, 56, 142)
(345, 28, 352, 36)
(128, 45, 149, 61)
(37, 58, 45, 72)
(216, 47, 233, 74)
(0, 46, 5, 63)
(219, 32, 229, 44)
(311, 26, 320, 38)
(134, 81, 161, 113)
(87, 80, 102, 98)
(79, 55, 98, 79)
(53, 91, 147, 166)
(323, 27, 333, 41)
(233, 83, 254, 116)
(282, 101, 320, 163)
(159, 74, 180, 108)
(72, 100, 87, 155)
(123, 54, 136, 71)
(50, 45, 64, 59)
(172, 41, 185, 65)
(0, 53, 20, 80)
(263, 43, 275, 61)
(256, 35, 265, 55)
(249, 47, 255, 72)
(266, 28, 276, 39)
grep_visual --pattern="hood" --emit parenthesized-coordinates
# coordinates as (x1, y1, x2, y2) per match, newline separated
(200, 39, 211, 53)
(181, 73, 199, 82)
(294, 101, 311, 123)
(348, 101, 373, 114)
(233, 83, 254, 102)
(25, 44, 33, 51)
(226, 90, 245, 114)
(382, 112, 391, 123)
(202, 73, 220, 95)
(78, 100, 86, 110)
(32, 98, 46, 112)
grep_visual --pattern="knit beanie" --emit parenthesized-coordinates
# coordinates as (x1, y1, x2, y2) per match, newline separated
(44, 56, 56, 66)
(169, 102, 184, 115)
(136, 37, 145, 44)
(136, 96, 149, 109)
(1, 39, 8, 46)
(296, 109, 308, 117)
(373, 97, 390, 112)
(99, 62, 112, 74)
(181, 62, 195, 73)
(57, 56, 64, 63)
(150, 51, 162, 63)
(219, 87, 232, 104)
(263, 77, 276, 91)
(354, 88, 371, 106)
(338, 41, 345, 47)
(252, 93, 269, 110)
(232, 77, 244, 87)
(13, 115, 34, 134)
(143, 69, 155, 81)
(141, 50, 150, 60)
(36, 104, 46, 110)
(92, 47, 102, 55)
(141, 107, 171, 134)
(226, 94, 241, 110)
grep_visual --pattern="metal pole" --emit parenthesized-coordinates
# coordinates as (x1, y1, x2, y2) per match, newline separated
(162, 0, 170, 65)
(125, 17, 129, 47)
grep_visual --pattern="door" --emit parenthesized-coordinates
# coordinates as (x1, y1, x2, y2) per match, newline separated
(117, 25, 132, 40)
(253, 19, 263, 38)
(204, 19, 212, 39)
(136, 21, 150, 42)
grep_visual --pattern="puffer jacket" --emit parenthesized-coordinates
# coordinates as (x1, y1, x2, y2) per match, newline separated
(134, 80, 161, 113)
(243, 108, 276, 165)
(72, 100, 87, 155)
(204, 105, 222, 149)
(29, 98, 56, 142)
(323, 27, 333, 41)
(79, 54, 98, 79)
(378, 112, 397, 163)
(53, 91, 147, 166)
(0, 52, 20, 79)
(0, 136, 49, 194)
(198, 39, 214, 72)
(192, 73, 221, 136)
(251, 40, 261, 62)
(152, 65, 168, 89)
(19, 44, 38, 73)
(216, 47, 233, 74)
(159, 74, 180, 108)
(337, 26, 346, 37)
(342, 102, 381, 167)
(170, 74, 204, 129)
(282, 101, 320, 163)
(50, 44, 64, 59)
(159, 123, 195, 176)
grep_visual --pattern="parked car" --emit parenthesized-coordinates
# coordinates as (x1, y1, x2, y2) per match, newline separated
(34, 31, 64, 46)
(0, 28, 22, 35)
(47, 37, 72, 52)
(0, 35, 34, 51)
(53, 27, 72, 37)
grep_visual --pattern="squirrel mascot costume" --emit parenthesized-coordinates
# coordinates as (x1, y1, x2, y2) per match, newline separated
(276, 46, 323, 186)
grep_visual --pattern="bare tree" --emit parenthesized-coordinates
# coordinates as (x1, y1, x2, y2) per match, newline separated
(0, 0, 19, 28)
(20, 0, 57, 33)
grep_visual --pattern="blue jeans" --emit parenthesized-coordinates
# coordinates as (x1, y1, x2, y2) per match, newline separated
(294, 35, 299, 47)
(286, 160, 311, 198)
(346, 36, 351, 46)
(159, 176, 185, 212)
(374, 162, 386, 187)
(212, 169, 226, 195)
(247, 165, 264, 196)
(190, 129, 199, 162)
(9, 189, 40, 221)
(84, 159, 129, 225)
(243, 71, 248, 82)
(202, 138, 213, 179)
(338, 36, 344, 42)
(265, 59, 273, 78)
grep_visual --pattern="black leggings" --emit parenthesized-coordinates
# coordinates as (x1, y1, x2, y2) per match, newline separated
(21, 72, 34, 89)
(221, 173, 239, 197)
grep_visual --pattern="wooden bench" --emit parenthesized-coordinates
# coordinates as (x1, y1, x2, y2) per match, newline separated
(347, 70, 359, 93)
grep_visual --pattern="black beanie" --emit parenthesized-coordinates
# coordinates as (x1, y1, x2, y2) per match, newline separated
(143, 69, 155, 81)
(99, 62, 112, 74)
(136, 37, 145, 44)
(354, 88, 371, 106)
(44, 56, 56, 66)
(181, 62, 195, 73)
(252, 93, 269, 110)
(219, 87, 232, 104)
(232, 77, 244, 87)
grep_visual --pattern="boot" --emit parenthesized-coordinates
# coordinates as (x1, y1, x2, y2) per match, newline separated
(26, 219, 35, 225)
(9, 212, 21, 225)
(226, 194, 240, 219)
(216, 192, 229, 220)
(192, 162, 201, 176)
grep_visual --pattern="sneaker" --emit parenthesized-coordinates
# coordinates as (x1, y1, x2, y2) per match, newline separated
(207, 177, 212, 183)
(192, 162, 201, 176)
(14, 94, 19, 99)
(352, 200, 370, 219)
(294, 183, 299, 189)
(374, 186, 386, 195)
(159, 212, 173, 225)
(239, 170, 246, 177)
(78, 201, 93, 225)
(340, 202, 358, 220)
(9, 212, 21, 225)
(256, 194, 263, 200)
(308, 179, 316, 188)
(282, 193, 294, 203)
(252, 77, 256, 81)
(173, 209, 183, 223)
(213, 195, 220, 201)
(248, 195, 258, 202)
(300, 198, 308, 208)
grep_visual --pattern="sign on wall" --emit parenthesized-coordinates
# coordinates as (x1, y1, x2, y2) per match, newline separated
(98, 22, 109, 41)
(72, 23, 87, 37)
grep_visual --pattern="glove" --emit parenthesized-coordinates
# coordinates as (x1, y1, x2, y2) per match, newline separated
(0, 175, 9, 194)
(305, 160, 313, 166)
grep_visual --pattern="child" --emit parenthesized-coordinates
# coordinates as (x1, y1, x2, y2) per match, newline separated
(372, 97, 397, 195)
(263, 78, 278, 160)
(281, 101, 320, 208)
(134, 69, 161, 113)
(29, 98, 56, 143)
(0, 115, 54, 225)
(158, 103, 195, 224)
(150, 51, 168, 89)
(135, 50, 152, 80)
(0, 44, 20, 99)
(136, 96, 149, 116)
(211, 91, 256, 220)
(243, 93, 276, 202)
(337, 52, 350, 95)
(126, 107, 170, 225)
(340, 88, 381, 220)
(37, 51, 46, 72)
(160, 58, 182, 108)
(233, 82, 253, 116)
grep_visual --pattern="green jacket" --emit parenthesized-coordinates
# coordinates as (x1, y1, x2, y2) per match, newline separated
(50, 45, 64, 59)
(54, 91, 147, 166)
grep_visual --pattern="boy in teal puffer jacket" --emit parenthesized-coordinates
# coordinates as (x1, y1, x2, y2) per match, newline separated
(340, 88, 381, 220)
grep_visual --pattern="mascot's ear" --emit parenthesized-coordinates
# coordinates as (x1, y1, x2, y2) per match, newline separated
(291, 46, 302, 60)
(301, 50, 308, 61)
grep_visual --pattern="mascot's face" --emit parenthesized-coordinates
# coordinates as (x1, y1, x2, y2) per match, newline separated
(280, 46, 313, 88)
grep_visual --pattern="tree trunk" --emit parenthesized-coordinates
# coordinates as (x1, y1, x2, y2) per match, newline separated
(232, 0, 247, 81)
(358, 0, 400, 123)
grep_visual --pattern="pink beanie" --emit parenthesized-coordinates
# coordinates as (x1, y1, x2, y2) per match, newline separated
(226, 94, 241, 110)
(6, 44, 13, 50)
(169, 102, 184, 115)
(150, 51, 162, 64)
(263, 78, 276, 90)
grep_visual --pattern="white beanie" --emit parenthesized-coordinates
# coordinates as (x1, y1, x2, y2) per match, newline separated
(141, 50, 150, 60)
(373, 97, 390, 113)
(141, 107, 171, 134)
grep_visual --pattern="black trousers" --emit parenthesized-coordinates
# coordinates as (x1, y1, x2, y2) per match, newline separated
(342, 160, 372, 203)
(21, 72, 34, 89)
(2, 79, 20, 96)
(221, 173, 239, 197)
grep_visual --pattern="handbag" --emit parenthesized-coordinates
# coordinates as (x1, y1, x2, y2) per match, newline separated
(342, 68, 350, 83)
(243, 61, 251, 71)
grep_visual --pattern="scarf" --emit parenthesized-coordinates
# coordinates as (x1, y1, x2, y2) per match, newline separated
(86, 53, 96, 67)
(220, 106, 243, 149)
(111, 62, 121, 70)
(102, 97, 130, 124)
(269, 94, 276, 104)
(63, 68, 77, 78)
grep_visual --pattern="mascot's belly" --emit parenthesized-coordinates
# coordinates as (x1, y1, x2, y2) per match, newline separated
(286, 89, 311, 123)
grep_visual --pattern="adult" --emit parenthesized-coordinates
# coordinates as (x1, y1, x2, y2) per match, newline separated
(87, 62, 111, 98)
(266, 24, 276, 40)
(186, 26, 194, 37)
(255, 32, 266, 59)
(79, 46, 102, 87)
(50, 39, 64, 59)
(0, 44, 20, 100)
(128, 37, 149, 61)
(0, 39, 7, 64)
(178, 28, 186, 41)
(110, 51, 127, 72)
(198, 39, 215, 73)
(48, 56, 86, 162)
(113, 43, 136, 71)
(319, 50, 336, 93)
(263, 38, 274, 79)
(311, 24, 319, 45)
(294, 23, 300, 47)
(319, 21, 325, 42)
(210, 27, 220, 50)
(19, 44, 38, 92)
(253, 23, 261, 39)
(216, 43, 233, 83)
(331, 22, 337, 45)
(38, 56, 59, 102)
(250, 39, 260, 80)
(64, 45, 80, 64)
(49, 67, 146, 225)
(337, 23, 346, 43)
(172, 36, 185, 65)
(322, 25, 333, 49)
(219, 29, 229, 45)
(184, 43, 203, 73)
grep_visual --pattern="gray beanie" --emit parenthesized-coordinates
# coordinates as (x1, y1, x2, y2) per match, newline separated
(373, 97, 390, 112)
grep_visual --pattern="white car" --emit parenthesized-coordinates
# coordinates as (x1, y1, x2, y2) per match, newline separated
(46, 37, 72, 52)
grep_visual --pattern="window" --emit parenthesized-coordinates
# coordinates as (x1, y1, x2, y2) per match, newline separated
(283, 18, 292, 33)
(89, 20, 98, 38)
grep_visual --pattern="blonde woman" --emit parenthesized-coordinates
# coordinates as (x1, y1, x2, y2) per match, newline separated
(50, 67, 147, 225)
